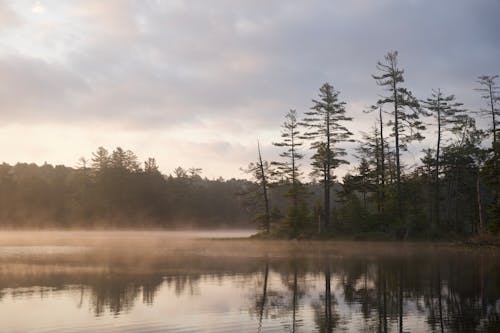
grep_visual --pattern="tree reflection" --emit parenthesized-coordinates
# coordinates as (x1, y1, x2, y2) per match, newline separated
(311, 264, 340, 333)
(281, 259, 308, 332)
(0, 250, 498, 331)
(257, 262, 268, 333)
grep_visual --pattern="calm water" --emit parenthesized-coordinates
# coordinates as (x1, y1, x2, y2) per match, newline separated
(0, 232, 498, 332)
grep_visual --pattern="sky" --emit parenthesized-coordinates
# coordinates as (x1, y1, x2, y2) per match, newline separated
(0, 0, 498, 179)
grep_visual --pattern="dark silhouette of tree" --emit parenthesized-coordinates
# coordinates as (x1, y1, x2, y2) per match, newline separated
(91, 146, 110, 172)
(421, 89, 465, 232)
(242, 142, 274, 233)
(476, 75, 500, 234)
(364, 104, 388, 213)
(302, 83, 353, 230)
(475, 75, 499, 152)
(440, 119, 486, 233)
(372, 51, 424, 225)
(273, 109, 307, 236)
(356, 125, 388, 215)
(144, 158, 160, 174)
(0, 146, 256, 228)
(173, 166, 188, 178)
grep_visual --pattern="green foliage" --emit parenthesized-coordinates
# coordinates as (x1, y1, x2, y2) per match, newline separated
(244, 64, 498, 240)
(281, 186, 310, 238)
(272, 109, 304, 181)
(0, 147, 255, 228)
(475, 75, 499, 148)
(303, 83, 353, 179)
(372, 51, 426, 150)
(372, 51, 426, 222)
(302, 83, 353, 229)
(482, 142, 500, 234)
(1, 50, 497, 241)
(272, 109, 311, 238)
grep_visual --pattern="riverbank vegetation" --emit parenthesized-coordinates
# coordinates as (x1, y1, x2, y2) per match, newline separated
(247, 51, 499, 240)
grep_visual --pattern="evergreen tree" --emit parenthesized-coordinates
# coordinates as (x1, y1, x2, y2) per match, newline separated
(481, 150, 500, 233)
(372, 51, 425, 226)
(418, 148, 437, 230)
(302, 83, 353, 230)
(173, 166, 188, 178)
(273, 109, 307, 236)
(357, 125, 389, 214)
(364, 104, 389, 212)
(421, 89, 464, 231)
(273, 110, 303, 187)
(355, 158, 376, 210)
(441, 117, 486, 233)
(110, 147, 140, 172)
(91, 146, 110, 172)
(475, 75, 499, 234)
(144, 158, 160, 174)
(475, 75, 499, 152)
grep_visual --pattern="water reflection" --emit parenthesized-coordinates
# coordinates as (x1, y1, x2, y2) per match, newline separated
(0, 249, 499, 332)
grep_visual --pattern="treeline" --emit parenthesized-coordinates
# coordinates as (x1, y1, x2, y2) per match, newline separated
(247, 51, 499, 239)
(0, 147, 255, 228)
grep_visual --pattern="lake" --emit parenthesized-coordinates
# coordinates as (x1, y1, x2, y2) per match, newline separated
(0, 231, 498, 332)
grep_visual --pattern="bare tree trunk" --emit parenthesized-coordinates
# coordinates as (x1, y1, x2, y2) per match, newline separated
(393, 81, 403, 222)
(445, 176, 452, 228)
(323, 161, 330, 231)
(435, 97, 442, 232)
(476, 175, 484, 235)
(291, 125, 298, 234)
(376, 137, 381, 214)
(489, 84, 497, 151)
(325, 114, 331, 229)
(395, 132, 402, 217)
(379, 106, 386, 213)
(258, 142, 271, 234)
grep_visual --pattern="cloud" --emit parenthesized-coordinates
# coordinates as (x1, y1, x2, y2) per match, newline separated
(32, 1, 46, 14)
(0, 0, 20, 29)
(0, 0, 498, 177)
(0, 55, 87, 123)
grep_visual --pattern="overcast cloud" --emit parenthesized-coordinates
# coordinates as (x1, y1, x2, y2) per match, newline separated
(0, 0, 498, 178)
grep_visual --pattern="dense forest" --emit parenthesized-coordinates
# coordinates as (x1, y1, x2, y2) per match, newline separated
(0, 150, 256, 228)
(0, 50, 497, 238)
(247, 51, 499, 239)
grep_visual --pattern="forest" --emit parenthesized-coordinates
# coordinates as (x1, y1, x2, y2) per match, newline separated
(0, 51, 498, 239)
(247, 51, 499, 239)
(0, 151, 255, 228)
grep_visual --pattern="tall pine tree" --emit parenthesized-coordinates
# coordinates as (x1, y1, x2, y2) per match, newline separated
(302, 83, 353, 230)
(372, 51, 425, 225)
(422, 89, 464, 231)
(475, 75, 499, 152)
(273, 109, 306, 235)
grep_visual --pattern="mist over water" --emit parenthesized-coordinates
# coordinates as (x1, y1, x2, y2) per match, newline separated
(0, 0, 498, 331)
(0, 231, 498, 332)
